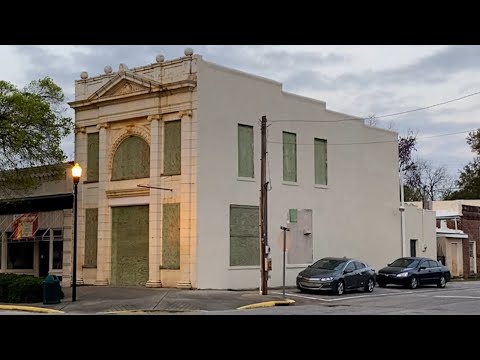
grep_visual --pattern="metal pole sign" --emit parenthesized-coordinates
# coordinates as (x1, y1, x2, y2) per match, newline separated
(280, 226, 290, 299)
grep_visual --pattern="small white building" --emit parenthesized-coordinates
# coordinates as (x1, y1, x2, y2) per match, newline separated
(403, 203, 437, 260)
(69, 50, 404, 289)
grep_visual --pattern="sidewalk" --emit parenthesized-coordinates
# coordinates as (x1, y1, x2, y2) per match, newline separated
(0, 286, 295, 314)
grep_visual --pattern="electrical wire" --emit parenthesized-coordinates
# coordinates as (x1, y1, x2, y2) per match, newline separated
(266, 129, 474, 146)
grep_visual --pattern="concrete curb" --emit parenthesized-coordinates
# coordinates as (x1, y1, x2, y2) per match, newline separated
(0, 304, 64, 314)
(98, 309, 206, 315)
(237, 299, 295, 310)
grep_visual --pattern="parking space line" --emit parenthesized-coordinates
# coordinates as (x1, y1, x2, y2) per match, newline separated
(434, 295, 480, 299)
(273, 289, 438, 302)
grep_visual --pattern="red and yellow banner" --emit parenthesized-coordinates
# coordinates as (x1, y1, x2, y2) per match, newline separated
(12, 213, 38, 240)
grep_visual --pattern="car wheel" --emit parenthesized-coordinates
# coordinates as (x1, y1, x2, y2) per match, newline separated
(335, 280, 345, 295)
(365, 278, 375, 292)
(409, 276, 418, 289)
(437, 275, 447, 288)
(378, 280, 386, 288)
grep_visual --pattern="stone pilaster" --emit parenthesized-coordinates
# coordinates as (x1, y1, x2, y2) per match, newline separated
(177, 110, 194, 289)
(95, 122, 110, 285)
(146, 115, 163, 288)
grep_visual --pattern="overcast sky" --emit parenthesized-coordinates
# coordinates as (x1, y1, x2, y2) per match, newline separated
(1, 45, 478, 179)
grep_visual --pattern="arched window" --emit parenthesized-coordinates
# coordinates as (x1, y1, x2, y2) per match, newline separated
(111, 136, 150, 180)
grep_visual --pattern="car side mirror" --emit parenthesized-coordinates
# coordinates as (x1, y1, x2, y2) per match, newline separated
(344, 268, 352, 274)
(419, 266, 426, 271)
(387, 263, 391, 266)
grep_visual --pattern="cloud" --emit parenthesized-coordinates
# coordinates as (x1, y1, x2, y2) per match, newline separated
(5, 44, 480, 180)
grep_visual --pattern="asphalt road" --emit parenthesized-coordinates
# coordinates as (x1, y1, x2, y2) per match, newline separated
(2, 281, 479, 315)
(180, 281, 480, 315)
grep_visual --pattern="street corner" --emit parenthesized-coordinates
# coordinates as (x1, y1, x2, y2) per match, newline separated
(0, 304, 64, 314)
(237, 298, 295, 310)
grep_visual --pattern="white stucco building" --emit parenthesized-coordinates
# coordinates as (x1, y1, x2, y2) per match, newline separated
(69, 49, 403, 290)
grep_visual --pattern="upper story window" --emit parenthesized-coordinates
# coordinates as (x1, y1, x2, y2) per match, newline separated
(163, 120, 181, 176)
(314, 138, 327, 186)
(238, 124, 254, 178)
(87, 133, 99, 182)
(111, 136, 150, 181)
(283, 132, 297, 182)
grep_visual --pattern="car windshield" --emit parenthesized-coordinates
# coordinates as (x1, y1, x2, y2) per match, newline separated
(311, 258, 347, 271)
(389, 258, 420, 268)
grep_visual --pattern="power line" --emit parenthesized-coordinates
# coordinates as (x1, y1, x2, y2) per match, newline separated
(267, 129, 473, 146)
(269, 90, 480, 124)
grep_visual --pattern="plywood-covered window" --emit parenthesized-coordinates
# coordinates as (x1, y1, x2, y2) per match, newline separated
(87, 133, 99, 182)
(111, 136, 150, 181)
(84, 208, 98, 268)
(230, 205, 260, 266)
(162, 203, 180, 269)
(163, 120, 181, 176)
(283, 132, 297, 182)
(314, 138, 328, 185)
(238, 124, 254, 178)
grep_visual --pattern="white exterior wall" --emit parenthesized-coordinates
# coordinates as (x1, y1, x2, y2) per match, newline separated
(195, 58, 402, 289)
(404, 204, 436, 260)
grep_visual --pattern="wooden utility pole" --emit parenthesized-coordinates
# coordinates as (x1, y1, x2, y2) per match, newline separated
(260, 115, 268, 295)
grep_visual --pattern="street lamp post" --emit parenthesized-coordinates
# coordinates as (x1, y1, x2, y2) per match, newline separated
(71, 163, 82, 302)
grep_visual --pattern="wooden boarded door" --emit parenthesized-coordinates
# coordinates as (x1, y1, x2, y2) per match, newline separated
(111, 205, 149, 286)
(451, 242, 458, 276)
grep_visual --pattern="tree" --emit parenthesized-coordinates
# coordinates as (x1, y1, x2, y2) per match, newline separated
(404, 159, 455, 201)
(0, 77, 72, 196)
(447, 130, 480, 199)
(398, 130, 418, 173)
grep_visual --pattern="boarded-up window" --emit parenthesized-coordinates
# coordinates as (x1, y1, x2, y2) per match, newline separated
(315, 138, 328, 185)
(84, 208, 98, 267)
(283, 132, 297, 182)
(230, 205, 260, 266)
(112, 136, 150, 181)
(163, 120, 181, 175)
(287, 209, 313, 265)
(238, 124, 254, 178)
(289, 209, 298, 223)
(87, 133, 99, 182)
(162, 203, 180, 269)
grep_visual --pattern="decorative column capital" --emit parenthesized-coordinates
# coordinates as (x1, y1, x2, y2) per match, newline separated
(74, 126, 86, 134)
(178, 110, 192, 119)
(148, 114, 162, 122)
(96, 122, 110, 131)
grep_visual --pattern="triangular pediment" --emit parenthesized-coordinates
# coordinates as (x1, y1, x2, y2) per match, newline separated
(88, 71, 161, 101)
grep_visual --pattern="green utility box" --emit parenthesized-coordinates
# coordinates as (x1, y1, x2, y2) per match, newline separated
(43, 274, 62, 304)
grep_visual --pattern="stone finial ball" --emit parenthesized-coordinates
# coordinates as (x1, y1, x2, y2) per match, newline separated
(184, 48, 194, 56)
(80, 71, 88, 79)
(104, 66, 113, 74)
(156, 55, 165, 63)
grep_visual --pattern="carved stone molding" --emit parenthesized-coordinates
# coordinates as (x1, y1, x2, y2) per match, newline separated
(108, 125, 151, 172)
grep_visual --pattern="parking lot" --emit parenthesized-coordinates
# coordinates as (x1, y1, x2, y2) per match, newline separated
(263, 280, 480, 314)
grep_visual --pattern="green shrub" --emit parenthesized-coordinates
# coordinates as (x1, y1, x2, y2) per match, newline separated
(0, 273, 44, 303)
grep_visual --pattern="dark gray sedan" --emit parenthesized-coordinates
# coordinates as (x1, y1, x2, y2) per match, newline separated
(296, 257, 376, 295)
